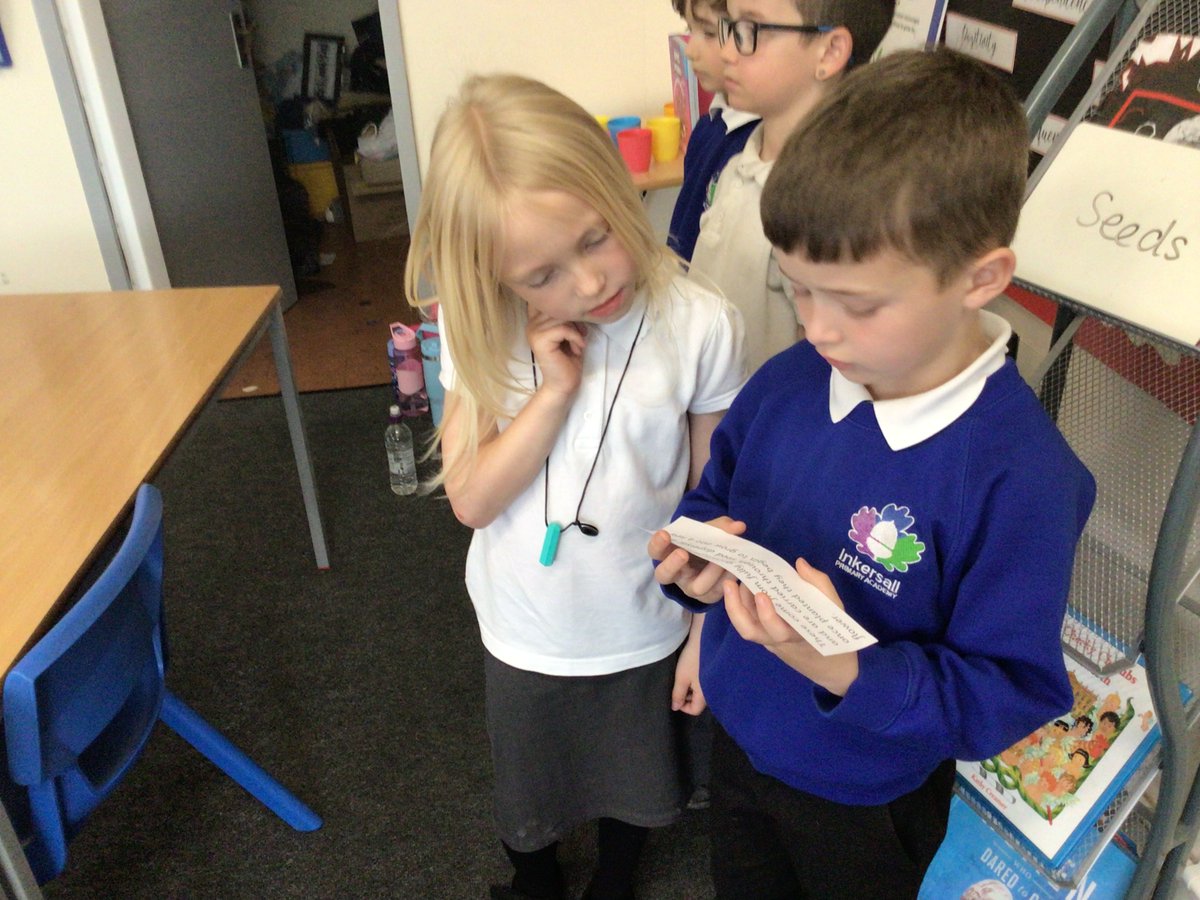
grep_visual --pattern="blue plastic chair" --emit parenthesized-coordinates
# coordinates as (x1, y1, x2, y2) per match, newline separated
(1, 484, 321, 883)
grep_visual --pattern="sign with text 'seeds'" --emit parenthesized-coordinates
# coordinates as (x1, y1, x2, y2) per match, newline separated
(1013, 122, 1200, 348)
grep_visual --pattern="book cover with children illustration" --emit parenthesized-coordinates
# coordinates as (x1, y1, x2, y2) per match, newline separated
(956, 654, 1159, 870)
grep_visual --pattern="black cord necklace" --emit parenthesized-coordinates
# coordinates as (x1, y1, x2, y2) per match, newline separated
(535, 311, 646, 566)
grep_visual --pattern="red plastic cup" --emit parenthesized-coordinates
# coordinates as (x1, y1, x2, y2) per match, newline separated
(617, 127, 652, 174)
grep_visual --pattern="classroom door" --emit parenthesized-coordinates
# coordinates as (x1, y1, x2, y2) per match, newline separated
(98, 0, 297, 309)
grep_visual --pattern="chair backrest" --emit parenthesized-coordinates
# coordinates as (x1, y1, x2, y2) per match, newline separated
(2, 484, 167, 877)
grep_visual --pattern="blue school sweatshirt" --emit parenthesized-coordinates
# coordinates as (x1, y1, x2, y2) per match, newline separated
(669, 336, 1096, 805)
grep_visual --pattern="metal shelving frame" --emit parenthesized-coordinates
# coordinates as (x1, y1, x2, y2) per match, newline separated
(1006, 1, 1200, 895)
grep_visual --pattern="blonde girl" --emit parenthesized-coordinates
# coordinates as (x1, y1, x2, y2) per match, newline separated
(405, 74, 746, 900)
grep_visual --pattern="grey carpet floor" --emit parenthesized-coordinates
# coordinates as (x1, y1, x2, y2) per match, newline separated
(41, 385, 712, 899)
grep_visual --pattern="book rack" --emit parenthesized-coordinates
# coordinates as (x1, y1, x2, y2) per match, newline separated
(962, 0, 1200, 894)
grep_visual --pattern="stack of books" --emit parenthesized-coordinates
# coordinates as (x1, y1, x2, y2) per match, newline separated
(952, 654, 1161, 884)
(920, 795, 1138, 898)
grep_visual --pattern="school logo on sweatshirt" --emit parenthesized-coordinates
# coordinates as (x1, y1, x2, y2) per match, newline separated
(836, 504, 926, 599)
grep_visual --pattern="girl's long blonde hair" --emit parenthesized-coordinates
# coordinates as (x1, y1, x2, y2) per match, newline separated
(404, 73, 679, 481)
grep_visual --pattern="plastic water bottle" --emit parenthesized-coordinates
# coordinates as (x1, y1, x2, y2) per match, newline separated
(385, 404, 418, 495)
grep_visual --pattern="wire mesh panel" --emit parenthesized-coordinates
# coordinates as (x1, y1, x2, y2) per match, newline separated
(1030, 306, 1200, 674)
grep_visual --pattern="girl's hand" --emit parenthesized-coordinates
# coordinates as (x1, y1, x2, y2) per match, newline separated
(672, 614, 707, 715)
(723, 557, 860, 697)
(526, 308, 586, 400)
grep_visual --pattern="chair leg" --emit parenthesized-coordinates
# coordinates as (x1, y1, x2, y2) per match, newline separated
(24, 783, 67, 884)
(159, 691, 322, 832)
(0, 800, 43, 896)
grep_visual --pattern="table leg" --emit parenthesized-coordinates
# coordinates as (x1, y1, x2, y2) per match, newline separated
(0, 801, 40, 900)
(268, 303, 331, 570)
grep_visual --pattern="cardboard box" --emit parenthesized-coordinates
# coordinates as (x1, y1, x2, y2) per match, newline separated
(343, 165, 407, 242)
(359, 156, 403, 185)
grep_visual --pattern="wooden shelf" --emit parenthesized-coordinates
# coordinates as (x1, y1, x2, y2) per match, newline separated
(631, 154, 683, 192)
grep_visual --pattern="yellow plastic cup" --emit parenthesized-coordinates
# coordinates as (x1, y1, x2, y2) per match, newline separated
(595, 114, 610, 129)
(647, 116, 682, 163)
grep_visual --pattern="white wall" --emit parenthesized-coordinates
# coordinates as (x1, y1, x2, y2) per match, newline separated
(0, 0, 108, 293)
(395, 0, 683, 173)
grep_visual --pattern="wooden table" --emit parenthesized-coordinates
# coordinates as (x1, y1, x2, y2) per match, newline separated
(0, 286, 329, 677)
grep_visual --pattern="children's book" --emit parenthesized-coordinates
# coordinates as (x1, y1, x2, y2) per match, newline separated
(668, 34, 713, 151)
(955, 654, 1159, 871)
(919, 795, 1138, 899)
(1091, 34, 1200, 150)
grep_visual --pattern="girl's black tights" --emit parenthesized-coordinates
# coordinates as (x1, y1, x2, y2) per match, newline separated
(586, 818, 648, 899)
(501, 818, 648, 900)
(502, 840, 563, 900)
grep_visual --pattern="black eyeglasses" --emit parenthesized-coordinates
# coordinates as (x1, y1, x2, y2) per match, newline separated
(717, 16, 833, 56)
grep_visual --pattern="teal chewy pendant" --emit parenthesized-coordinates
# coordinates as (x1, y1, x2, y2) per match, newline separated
(540, 522, 562, 566)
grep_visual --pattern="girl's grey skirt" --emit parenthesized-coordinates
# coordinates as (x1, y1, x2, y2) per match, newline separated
(483, 649, 687, 852)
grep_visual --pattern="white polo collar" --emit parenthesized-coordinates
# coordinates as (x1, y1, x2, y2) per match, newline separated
(709, 93, 759, 131)
(828, 310, 1012, 451)
(593, 291, 650, 350)
(732, 125, 771, 186)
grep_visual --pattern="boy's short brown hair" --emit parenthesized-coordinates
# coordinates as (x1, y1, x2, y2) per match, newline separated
(673, 0, 728, 18)
(761, 48, 1027, 284)
(796, 0, 895, 68)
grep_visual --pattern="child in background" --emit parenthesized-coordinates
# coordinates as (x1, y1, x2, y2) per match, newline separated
(688, 0, 895, 372)
(668, 0, 760, 816)
(650, 50, 1096, 898)
(667, 0, 759, 262)
(405, 74, 746, 900)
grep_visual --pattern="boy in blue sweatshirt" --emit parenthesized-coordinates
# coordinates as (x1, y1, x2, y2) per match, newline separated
(649, 49, 1096, 899)
(667, 0, 758, 262)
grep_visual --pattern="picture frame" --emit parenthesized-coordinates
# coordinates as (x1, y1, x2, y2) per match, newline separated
(301, 32, 345, 105)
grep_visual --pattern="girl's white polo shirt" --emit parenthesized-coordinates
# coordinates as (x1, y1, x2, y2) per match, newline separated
(440, 277, 746, 676)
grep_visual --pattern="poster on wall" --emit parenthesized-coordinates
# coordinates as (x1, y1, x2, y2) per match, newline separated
(301, 33, 345, 105)
(873, 0, 951, 58)
(942, 0, 1112, 152)
(1012, 0, 1096, 26)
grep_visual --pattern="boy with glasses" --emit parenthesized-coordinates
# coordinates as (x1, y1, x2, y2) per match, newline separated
(667, 0, 759, 263)
(687, 0, 894, 372)
(650, 50, 1095, 898)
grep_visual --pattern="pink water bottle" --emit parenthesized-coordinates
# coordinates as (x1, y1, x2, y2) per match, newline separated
(389, 322, 429, 417)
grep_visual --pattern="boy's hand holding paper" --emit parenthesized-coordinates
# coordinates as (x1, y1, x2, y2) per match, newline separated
(662, 517, 877, 656)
